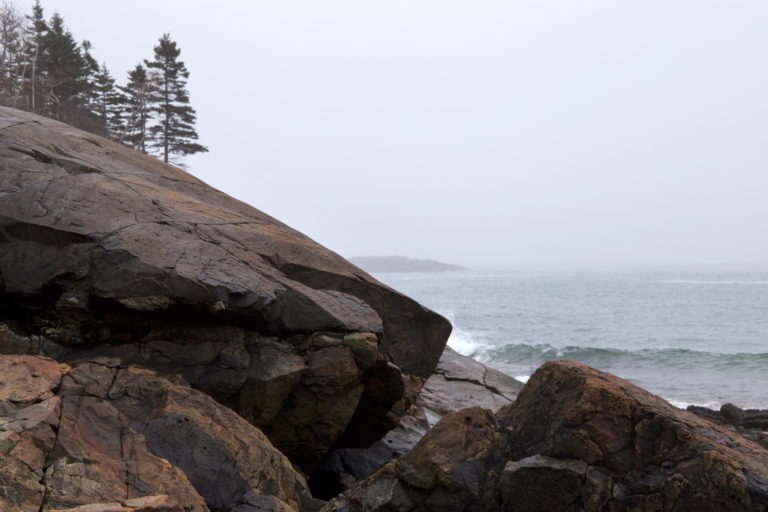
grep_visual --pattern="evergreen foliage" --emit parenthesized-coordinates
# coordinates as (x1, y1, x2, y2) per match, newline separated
(0, 1, 206, 167)
(145, 33, 207, 164)
(119, 64, 152, 153)
(92, 61, 123, 139)
(23, 0, 47, 113)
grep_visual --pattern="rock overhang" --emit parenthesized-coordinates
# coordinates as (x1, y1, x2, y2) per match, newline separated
(0, 106, 451, 377)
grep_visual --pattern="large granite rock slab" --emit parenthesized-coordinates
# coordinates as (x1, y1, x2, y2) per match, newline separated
(0, 106, 451, 471)
(324, 360, 768, 511)
(0, 107, 450, 378)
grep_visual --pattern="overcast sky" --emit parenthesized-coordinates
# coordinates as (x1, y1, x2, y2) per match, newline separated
(16, 1, 768, 270)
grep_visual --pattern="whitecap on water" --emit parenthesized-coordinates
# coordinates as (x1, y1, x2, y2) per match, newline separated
(667, 398, 723, 410)
(446, 329, 485, 357)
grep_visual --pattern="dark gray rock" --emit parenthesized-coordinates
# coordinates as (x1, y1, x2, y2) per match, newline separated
(323, 360, 768, 512)
(688, 403, 768, 449)
(0, 106, 452, 473)
(0, 107, 450, 379)
(311, 347, 522, 498)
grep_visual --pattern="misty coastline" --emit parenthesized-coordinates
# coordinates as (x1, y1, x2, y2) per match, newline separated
(349, 255, 467, 273)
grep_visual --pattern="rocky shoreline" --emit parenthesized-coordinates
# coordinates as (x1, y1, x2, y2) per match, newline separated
(0, 107, 766, 511)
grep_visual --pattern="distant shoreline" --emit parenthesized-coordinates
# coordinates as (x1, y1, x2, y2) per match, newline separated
(349, 256, 467, 273)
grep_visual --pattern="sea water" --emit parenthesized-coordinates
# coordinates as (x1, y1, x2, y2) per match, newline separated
(375, 270, 768, 410)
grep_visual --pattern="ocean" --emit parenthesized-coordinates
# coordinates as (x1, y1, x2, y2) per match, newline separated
(375, 270, 768, 410)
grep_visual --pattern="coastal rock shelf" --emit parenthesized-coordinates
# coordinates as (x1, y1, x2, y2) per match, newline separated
(0, 107, 766, 511)
(325, 360, 768, 512)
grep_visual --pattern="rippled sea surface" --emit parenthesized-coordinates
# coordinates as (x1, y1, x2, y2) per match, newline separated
(375, 270, 768, 409)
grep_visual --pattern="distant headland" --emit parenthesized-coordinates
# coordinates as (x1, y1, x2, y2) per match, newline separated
(349, 255, 467, 273)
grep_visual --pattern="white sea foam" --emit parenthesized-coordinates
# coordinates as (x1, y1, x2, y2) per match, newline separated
(439, 310, 487, 357)
(667, 399, 723, 410)
(514, 375, 530, 384)
(381, 271, 768, 410)
(447, 329, 485, 357)
(667, 398, 768, 410)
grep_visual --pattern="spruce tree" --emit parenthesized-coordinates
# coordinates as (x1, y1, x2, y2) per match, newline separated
(93, 62, 123, 139)
(145, 33, 207, 164)
(80, 39, 100, 106)
(41, 12, 87, 117)
(23, 0, 47, 112)
(118, 63, 152, 153)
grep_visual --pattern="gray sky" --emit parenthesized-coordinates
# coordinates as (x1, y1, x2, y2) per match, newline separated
(17, 1, 768, 269)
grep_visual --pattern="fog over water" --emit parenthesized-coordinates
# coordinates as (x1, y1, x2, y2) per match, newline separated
(18, 0, 768, 270)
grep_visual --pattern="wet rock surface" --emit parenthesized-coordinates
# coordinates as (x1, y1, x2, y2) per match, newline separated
(417, 346, 521, 418)
(688, 403, 768, 450)
(325, 360, 768, 511)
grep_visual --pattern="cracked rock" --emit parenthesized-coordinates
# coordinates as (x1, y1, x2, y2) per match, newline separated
(324, 361, 768, 512)
(0, 354, 327, 512)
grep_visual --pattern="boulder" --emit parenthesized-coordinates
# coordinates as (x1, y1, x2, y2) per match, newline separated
(311, 347, 522, 497)
(324, 360, 768, 511)
(321, 407, 508, 511)
(0, 107, 450, 377)
(688, 403, 768, 449)
(0, 106, 451, 471)
(0, 355, 207, 512)
(417, 347, 522, 419)
(0, 354, 323, 512)
(500, 360, 768, 511)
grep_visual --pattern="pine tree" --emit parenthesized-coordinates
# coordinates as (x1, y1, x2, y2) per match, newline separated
(118, 63, 152, 153)
(23, 0, 47, 112)
(92, 61, 122, 139)
(145, 33, 207, 164)
(80, 39, 100, 106)
(41, 12, 87, 117)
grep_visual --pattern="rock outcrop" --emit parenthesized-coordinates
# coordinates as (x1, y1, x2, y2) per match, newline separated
(0, 354, 320, 512)
(0, 106, 451, 472)
(323, 407, 507, 512)
(0, 355, 207, 512)
(4, 106, 766, 511)
(324, 360, 768, 511)
(311, 347, 522, 498)
(417, 347, 521, 419)
(500, 360, 768, 511)
(688, 403, 768, 450)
